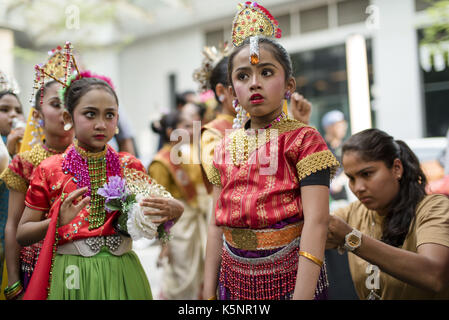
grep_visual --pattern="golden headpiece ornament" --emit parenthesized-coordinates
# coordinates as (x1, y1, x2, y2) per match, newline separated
(22, 42, 79, 152)
(0, 70, 20, 95)
(231, 1, 282, 64)
(192, 42, 232, 92)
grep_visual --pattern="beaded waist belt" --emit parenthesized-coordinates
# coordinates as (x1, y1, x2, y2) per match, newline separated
(219, 238, 329, 300)
(57, 234, 132, 257)
(223, 222, 303, 251)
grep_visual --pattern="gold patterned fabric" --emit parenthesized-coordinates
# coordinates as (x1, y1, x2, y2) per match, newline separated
(212, 117, 339, 228)
(201, 114, 234, 186)
(0, 144, 58, 193)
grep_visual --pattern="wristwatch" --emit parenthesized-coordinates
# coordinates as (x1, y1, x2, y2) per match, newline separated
(343, 228, 362, 252)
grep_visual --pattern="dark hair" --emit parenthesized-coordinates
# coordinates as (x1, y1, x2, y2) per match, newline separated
(64, 77, 118, 116)
(34, 80, 58, 110)
(0, 91, 21, 106)
(151, 112, 181, 144)
(210, 56, 229, 103)
(342, 128, 427, 247)
(227, 36, 293, 88)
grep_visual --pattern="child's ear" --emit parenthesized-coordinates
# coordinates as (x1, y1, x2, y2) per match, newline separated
(227, 85, 237, 99)
(286, 76, 296, 93)
(62, 110, 73, 126)
(32, 108, 40, 120)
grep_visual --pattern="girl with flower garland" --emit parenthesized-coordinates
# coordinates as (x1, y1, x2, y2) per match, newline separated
(17, 75, 183, 300)
(1, 80, 74, 299)
(202, 2, 339, 300)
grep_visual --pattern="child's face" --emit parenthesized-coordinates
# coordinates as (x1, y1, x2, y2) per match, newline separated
(230, 45, 291, 118)
(39, 83, 73, 138)
(0, 93, 23, 136)
(71, 88, 118, 152)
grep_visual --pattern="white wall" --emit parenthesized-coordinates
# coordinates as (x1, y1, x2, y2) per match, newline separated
(119, 26, 204, 165)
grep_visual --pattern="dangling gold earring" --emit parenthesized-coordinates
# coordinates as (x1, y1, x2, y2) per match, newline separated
(115, 127, 119, 134)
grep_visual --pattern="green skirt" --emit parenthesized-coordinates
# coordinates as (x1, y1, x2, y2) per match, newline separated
(48, 248, 152, 300)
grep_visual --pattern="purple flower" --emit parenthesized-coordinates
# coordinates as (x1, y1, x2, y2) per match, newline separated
(97, 175, 128, 203)
(163, 220, 174, 233)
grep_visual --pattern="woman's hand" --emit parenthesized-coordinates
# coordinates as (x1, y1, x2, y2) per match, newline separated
(6, 127, 24, 156)
(139, 197, 184, 224)
(290, 93, 311, 125)
(157, 243, 171, 268)
(59, 187, 90, 226)
(326, 214, 353, 249)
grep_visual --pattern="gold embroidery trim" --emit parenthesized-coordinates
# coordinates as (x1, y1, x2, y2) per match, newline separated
(205, 164, 222, 186)
(0, 169, 28, 193)
(227, 117, 309, 166)
(296, 149, 340, 181)
(0, 144, 55, 193)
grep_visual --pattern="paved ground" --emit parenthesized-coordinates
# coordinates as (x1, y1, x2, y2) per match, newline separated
(133, 238, 163, 299)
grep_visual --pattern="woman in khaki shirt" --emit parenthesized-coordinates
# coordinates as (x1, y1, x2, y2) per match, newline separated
(327, 128, 449, 299)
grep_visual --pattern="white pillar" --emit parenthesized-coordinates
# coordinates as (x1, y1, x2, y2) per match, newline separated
(371, 0, 423, 139)
(0, 29, 14, 76)
(346, 34, 372, 134)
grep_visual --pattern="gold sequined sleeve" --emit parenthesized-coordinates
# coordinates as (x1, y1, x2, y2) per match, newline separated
(286, 127, 340, 182)
(0, 167, 28, 193)
(206, 163, 222, 187)
(201, 128, 223, 186)
(296, 149, 340, 181)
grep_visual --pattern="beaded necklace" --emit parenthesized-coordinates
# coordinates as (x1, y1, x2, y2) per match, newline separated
(231, 111, 286, 166)
(62, 140, 122, 229)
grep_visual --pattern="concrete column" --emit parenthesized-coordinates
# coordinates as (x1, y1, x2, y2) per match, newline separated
(371, 0, 423, 139)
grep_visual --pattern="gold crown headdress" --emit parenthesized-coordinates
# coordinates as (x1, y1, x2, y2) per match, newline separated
(231, 2, 282, 65)
(0, 70, 20, 95)
(22, 42, 79, 152)
(31, 41, 80, 108)
(192, 42, 232, 92)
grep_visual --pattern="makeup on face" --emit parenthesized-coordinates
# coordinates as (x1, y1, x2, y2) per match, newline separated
(72, 89, 118, 152)
(231, 46, 287, 122)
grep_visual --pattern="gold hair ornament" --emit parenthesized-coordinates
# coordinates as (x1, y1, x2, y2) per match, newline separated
(192, 42, 232, 92)
(231, 2, 282, 64)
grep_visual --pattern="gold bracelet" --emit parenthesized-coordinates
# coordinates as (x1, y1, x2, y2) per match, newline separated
(298, 251, 323, 268)
(207, 295, 217, 300)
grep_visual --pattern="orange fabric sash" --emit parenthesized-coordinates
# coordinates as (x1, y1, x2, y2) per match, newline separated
(223, 222, 303, 250)
(153, 147, 197, 204)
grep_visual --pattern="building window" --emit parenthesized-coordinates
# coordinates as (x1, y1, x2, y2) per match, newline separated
(337, 0, 370, 26)
(300, 5, 329, 34)
(418, 29, 449, 137)
(290, 40, 374, 135)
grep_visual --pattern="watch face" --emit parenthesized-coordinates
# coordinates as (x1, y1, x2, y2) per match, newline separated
(348, 234, 360, 247)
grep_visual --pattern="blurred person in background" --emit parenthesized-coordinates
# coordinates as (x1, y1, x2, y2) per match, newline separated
(321, 109, 358, 300)
(321, 110, 350, 208)
(148, 108, 208, 300)
(0, 75, 25, 293)
(108, 107, 138, 157)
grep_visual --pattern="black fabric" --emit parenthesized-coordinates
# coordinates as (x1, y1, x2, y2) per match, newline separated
(300, 168, 330, 187)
